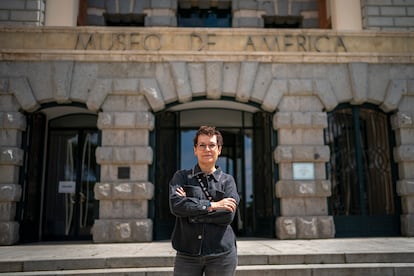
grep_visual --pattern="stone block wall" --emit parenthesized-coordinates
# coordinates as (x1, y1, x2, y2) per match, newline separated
(0, 0, 45, 26)
(393, 108, 414, 236)
(273, 99, 335, 239)
(0, 80, 24, 245)
(91, 79, 156, 243)
(362, 0, 414, 31)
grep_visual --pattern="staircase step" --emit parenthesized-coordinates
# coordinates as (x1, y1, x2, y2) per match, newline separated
(1, 238, 414, 275)
(2, 263, 414, 276)
(237, 263, 414, 276)
(2, 252, 414, 274)
(2, 252, 414, 273)
(238, 252, 414, 265)
(0, 257, 175, 273)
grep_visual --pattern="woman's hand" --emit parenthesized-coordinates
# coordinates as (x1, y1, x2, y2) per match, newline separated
(210, 198, 237, 212)
(176, 187, 186, 197)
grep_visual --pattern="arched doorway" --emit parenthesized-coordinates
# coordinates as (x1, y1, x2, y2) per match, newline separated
(326, 104, 400, 237)
(18, 105, 100, 242)
(151, 101, 276, 240)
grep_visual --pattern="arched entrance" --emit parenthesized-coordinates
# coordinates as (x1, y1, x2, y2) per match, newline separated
(151, 101, 276, 240)
(326, 104, 400, 237)
(18, 105, 100, 242)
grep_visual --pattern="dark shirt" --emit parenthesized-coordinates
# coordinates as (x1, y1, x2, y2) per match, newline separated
(169, 165, 240, 256)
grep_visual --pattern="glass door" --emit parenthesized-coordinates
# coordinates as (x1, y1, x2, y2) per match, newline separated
(153, 108, 275, 239)
(180, 128, 251, 235)
(42, 115, 99, 241)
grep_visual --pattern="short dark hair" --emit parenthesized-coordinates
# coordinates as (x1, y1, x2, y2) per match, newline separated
(193, 126, 223, 147)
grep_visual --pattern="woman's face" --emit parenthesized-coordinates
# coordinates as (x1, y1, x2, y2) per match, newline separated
(194, 134, 221, 166)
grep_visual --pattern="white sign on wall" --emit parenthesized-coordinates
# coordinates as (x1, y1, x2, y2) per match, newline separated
(292, 163, 315, 180)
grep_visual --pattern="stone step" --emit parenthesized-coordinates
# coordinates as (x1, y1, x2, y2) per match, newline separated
(2, 255, 414, 276)
(2, 252, 414, 273)
(0, 252, 414, 275)
(2, 239, 414, 275)
(2, 263, 414, 276)
(237, 263, 414, 276)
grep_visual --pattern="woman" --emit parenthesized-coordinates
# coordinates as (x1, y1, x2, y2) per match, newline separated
(169, 126, 240, 276)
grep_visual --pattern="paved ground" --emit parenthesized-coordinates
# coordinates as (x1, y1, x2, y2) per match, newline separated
(1, 237, 414, 262)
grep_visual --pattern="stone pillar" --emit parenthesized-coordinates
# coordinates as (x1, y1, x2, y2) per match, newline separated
(232, 0, 264, 28)
(45, 0, 79, 26)
(92, 91, 155, 243)
(145, 0, 177, 27)
(0, 79, 25, 245)
(330, 0, 362, 31)
(392, 111, 414, 236)
(0, 109, 24, 245)
(274, 95, 335, 239)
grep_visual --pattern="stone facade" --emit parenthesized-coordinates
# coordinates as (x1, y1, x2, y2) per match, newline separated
(0, 0, 413, 245)
(1, 49, 413, 244)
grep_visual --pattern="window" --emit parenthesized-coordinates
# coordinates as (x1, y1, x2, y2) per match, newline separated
(104, 13, 145, 26)
(263, 16, 303, 28)
(177, 7, 231, 27)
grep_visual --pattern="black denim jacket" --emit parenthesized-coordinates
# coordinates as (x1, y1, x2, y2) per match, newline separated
(169, 165, 240, 256)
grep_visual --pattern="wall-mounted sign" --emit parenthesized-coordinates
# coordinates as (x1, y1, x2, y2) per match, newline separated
(58, 181, 76, 194)
(292, 163, 315, 180)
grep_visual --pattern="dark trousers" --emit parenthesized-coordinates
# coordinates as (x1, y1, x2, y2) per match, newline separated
(173, 248, 237, 276)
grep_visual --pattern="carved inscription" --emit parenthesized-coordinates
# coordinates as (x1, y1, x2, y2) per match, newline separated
(75, 33, 163, 50)
(75, 32, 347, 52)
(245, 35, 347, 52)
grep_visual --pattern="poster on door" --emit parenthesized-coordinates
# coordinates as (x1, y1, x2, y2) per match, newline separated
(58, 181, 76, 193)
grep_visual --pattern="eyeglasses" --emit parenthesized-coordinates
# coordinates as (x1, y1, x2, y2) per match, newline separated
(196, 143, 220, 151)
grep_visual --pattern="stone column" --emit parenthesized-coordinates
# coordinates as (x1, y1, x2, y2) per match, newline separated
(393, 111, 414, 236)
(0, 109, 24, 245)
(232, 0, 264, 28)
(330, 0, 362, 31)
(92, 91, 155, 243)
(144, 0, 177, 27)
(45, 0, 79, 26)
(274, 95, 335, 239)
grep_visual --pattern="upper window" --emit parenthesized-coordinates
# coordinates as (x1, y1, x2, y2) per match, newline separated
(104, 13, 145, 26)
(263, 16, 303, 28)
(79, 0, 323, 28)
(177, 7, 231, 27)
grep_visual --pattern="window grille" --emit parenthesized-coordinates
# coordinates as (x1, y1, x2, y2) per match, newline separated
(326, 106, 396, 217)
